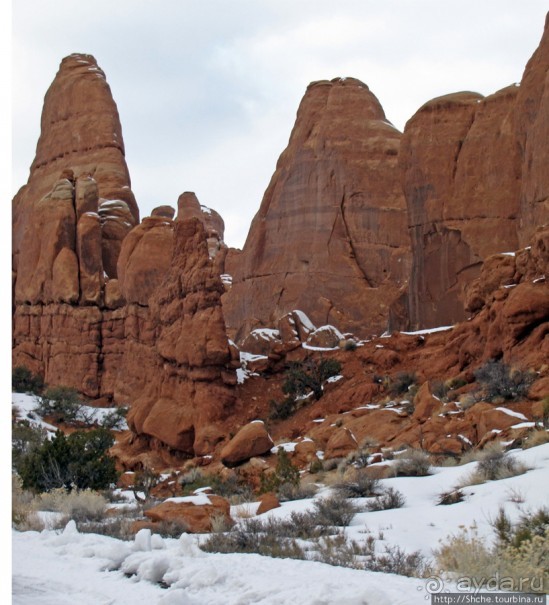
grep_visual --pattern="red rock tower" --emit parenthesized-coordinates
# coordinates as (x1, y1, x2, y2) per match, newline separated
(223, 77, 411, 340)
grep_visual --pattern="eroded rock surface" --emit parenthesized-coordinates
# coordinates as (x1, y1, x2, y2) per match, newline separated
(223, 77, 411, 341)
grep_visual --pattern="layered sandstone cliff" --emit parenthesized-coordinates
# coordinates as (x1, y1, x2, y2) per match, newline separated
(222, 77, 411, 341)
(401, 13, 549, 329)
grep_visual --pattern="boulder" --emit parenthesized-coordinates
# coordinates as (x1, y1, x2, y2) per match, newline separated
(99, 199, 137, 278)
(220, 421, 274, 466)
(256, 492, 281, 515)
(241, 329, 283, 356)
(144, 494, 232, 533)
(324, 428, 358, 460)
(151, 205, 175, 219)
(306, 325, 344, 349)
(412, 382, 441, 421)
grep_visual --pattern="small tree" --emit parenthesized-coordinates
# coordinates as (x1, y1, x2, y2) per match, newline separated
(12, 420, 48, 473)
(19, 428, 118, 492)
(283, 358, 342, 401)
(36, 386, 86, 424)
(260, 448, 300, 494)
(12, 366, 44, 394)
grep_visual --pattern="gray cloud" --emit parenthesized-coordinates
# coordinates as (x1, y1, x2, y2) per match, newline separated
(12, 0, 548, 247)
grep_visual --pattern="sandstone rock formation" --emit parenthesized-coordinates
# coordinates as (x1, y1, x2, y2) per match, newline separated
(256, 492, 281, 515)
(12, 54, 137, 398)
(142, 494, 232, 533)
(116, 215, 174, 305)
(13, 54, 138, 286)
(11, 16, 549, 471)
(516, 12, 549, 244)
(126, 217, 237, 457)
(177, 192, 226, 262)
(220, 421, 274, 466)
(223, 77, 411, 341)
(401, 15, 549, 329)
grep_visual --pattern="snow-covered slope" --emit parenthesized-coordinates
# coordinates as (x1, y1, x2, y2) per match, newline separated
(12, 443, 549, 604)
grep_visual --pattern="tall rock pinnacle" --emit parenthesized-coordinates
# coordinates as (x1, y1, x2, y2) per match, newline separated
(223, 77, 411, 340)
(12, 53, 138, 290)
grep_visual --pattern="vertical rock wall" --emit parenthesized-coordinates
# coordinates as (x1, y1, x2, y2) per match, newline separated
(223, 77, 411, 341)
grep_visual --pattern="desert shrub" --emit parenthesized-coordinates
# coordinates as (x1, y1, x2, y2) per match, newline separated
(35, 487, 107, 521)
(477, 449, 524, 481)
(432, 380, 450, 401)
(132, 467, 161, 501)
(340, 446, 371, 470)
(313, 494, 359, 526)
(474, 360, 533, 402)
(12, 365, 44, 394)
(393, 449, 432, 477)
(436, 511, 549, 593)
(433, 377, 468, 402)
(437, 489, 465, 506)
(460, 445, 529, 485)
(313, 533, 375, 569)
(35, 386, 86, 424)
(209, 474, 254, 504)
(366, 487, 406, 511)
(151, 519, 192, 538)
(19, 428, 118, 492)
(494, 507, 549, 549)
(334, 470, 381, 498)
(343, 340, 358, 352)
(277, 481, 318, 502)
(77, 516, 137, 540)
(269, 396, 299, 420)
(202, 521, 307, 559)
(201, 511, 334, 558)
(541, 397, 549, 429)
(435, 525, 496, 580)
(12, 474, 40, 529)
(282, 358, 342, 401)
(457, 446, 529, 487)
(387, 371, 417, 397)
(309, 458, 324, 474)
(202, 509, 431, 578)
(322, 457, 344, 472)
(371, 544, 431, 577)
(260, 448, 300, 495)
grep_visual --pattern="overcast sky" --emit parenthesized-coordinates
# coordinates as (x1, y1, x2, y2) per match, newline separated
(11, 0, 548, 248)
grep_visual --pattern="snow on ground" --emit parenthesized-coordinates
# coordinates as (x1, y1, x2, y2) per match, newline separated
(401, 325, 454, 336)
(12, 443, 549, 604)
(12, 391, 128, 431)
(11, 393, 549, 603)
(12, 393, 57, 434)
(12, 524, 424, 605)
